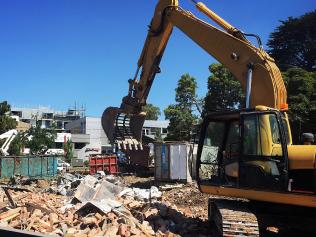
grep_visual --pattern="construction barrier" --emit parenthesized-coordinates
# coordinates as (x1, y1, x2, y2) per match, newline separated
(0, 156, 58, 178)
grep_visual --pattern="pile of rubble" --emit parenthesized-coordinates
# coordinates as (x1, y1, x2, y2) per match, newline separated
(0, 174, 211, 236)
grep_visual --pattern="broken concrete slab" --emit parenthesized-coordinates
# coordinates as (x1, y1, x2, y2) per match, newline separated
(76, 201, 112, 216)
(93, 180, 123, 201)
(76, 198, 123, 220)
(73, 179, 123, 204)
(73, 183, 97, 203)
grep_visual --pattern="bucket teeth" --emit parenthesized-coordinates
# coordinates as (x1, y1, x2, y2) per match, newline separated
(102, 107, 145, 151)
(114, 113, 143, 151)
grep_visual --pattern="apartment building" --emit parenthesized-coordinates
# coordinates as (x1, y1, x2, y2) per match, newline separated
(11, 106, 85, 132)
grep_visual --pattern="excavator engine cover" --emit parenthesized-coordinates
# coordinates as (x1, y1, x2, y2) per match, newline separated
(101, 107, 146, 150)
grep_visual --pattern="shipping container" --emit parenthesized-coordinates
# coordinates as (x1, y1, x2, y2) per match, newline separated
(89, 155, 118, 175)
(0, 155, 58, 178)
(154, 142, 193, 182)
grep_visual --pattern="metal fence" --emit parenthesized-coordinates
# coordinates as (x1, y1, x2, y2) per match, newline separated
(0, 156, 59, 178)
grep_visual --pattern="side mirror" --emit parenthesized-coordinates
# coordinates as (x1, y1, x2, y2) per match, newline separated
(301, 133, 314, 145)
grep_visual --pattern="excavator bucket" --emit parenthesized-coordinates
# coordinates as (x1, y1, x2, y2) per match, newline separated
(101, 107, 146, 150)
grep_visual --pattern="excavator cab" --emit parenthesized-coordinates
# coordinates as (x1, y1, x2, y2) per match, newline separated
(197, 107, 289, 192)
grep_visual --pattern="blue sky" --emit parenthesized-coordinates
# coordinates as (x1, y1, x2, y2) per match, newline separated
(1, 0, 315, 118)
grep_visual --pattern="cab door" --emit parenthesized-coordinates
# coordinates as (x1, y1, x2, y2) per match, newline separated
(239, 112, 288, 191)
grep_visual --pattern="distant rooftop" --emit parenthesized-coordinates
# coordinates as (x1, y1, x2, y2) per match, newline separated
(11, 106, 85, 120)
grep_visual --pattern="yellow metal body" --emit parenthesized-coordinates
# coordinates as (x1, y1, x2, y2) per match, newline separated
(199, 185, 316, 208)
(103, 0, 287, 147)
(103, 0, 316, 209)
(130, 0, 287, 110)
(195, 2, 237, 34)
(288, 145, 316, 170)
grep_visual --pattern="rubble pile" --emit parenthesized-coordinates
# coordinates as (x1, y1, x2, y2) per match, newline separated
(0, 175, 211, 236)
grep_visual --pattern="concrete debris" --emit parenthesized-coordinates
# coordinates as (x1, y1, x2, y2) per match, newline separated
(159, 184, 184, 191)
(119, 186, 162, 201)
(74, 179, 123, 203)
(105, 174, 122, 185)
(0, 175, 212, 236)
(81, 175, 98, 188)
(73, 183, 97, 202)
(76, 200, 112, 215)
(96, 170, 106, 177)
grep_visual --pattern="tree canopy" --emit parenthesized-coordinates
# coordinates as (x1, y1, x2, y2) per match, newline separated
(267, 10, 316, 71)
(8, 133, 28, 156)
(0, 101, 17, 134)
(143, 104, 161, 120)
(164, 74, 198, 141)
(204, 63, 244, 114)
(26, 122, 57, 155)
(267, 9, 316, 142)
(282, 67, 316, 141)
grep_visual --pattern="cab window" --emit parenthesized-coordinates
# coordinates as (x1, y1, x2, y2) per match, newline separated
(269, 114, 281, 144)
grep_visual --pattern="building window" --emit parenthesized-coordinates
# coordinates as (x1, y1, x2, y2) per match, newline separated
(56, 121, 63, 129)
(12, 111, 22, 117)
(75, 143, 86, 149)
(55, 142, 63, 149)
(45, 120, 51, 128)
(42, 113, 53, 119)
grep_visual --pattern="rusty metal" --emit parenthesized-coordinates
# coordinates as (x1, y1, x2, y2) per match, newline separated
(209, 199, 259, 236)
(101, 107, 145, 150)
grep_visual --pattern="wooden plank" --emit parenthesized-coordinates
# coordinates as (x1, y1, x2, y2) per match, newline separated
(0, 207, 21, 220)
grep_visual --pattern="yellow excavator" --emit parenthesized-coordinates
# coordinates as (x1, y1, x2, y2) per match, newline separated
(102, 0, 316, 235)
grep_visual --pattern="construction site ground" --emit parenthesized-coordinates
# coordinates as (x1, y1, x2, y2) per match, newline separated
(0, 174, 314, 237)
(123, 176, 209, 219)
(122, 175, 315, 237)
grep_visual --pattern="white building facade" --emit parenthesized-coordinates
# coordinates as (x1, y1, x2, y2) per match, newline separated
(66, 117, 170, 161)
(66, 117, 112, 161)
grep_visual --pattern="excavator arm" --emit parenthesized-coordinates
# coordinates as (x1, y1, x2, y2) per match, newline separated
(102, 0, 287, 149)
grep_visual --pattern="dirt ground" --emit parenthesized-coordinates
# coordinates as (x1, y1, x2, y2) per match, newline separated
(122, 175, 316, 237)
(123, 176, 209, 217)
(0, 174, 314, 236)
(123, 175, 212, 236)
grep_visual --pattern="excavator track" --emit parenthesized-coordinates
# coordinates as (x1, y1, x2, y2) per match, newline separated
(208, 199, 259, 237)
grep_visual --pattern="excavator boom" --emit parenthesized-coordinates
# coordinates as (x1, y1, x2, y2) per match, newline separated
(102, 0, 287, 149)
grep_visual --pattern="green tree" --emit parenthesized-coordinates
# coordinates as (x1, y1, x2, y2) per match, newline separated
(26, 122, 57, 155)
(164, 74, 198, 141)
(8, 133, 28, 156)
(143, 104, 161, 120)
(0, 101, 17, 134)
(63, 139, 73, 163)
(175, 73, 197, 107)
(204, 63, 244, 114)
(267, 10, 316, 71)
(282, 67, 316, 142)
